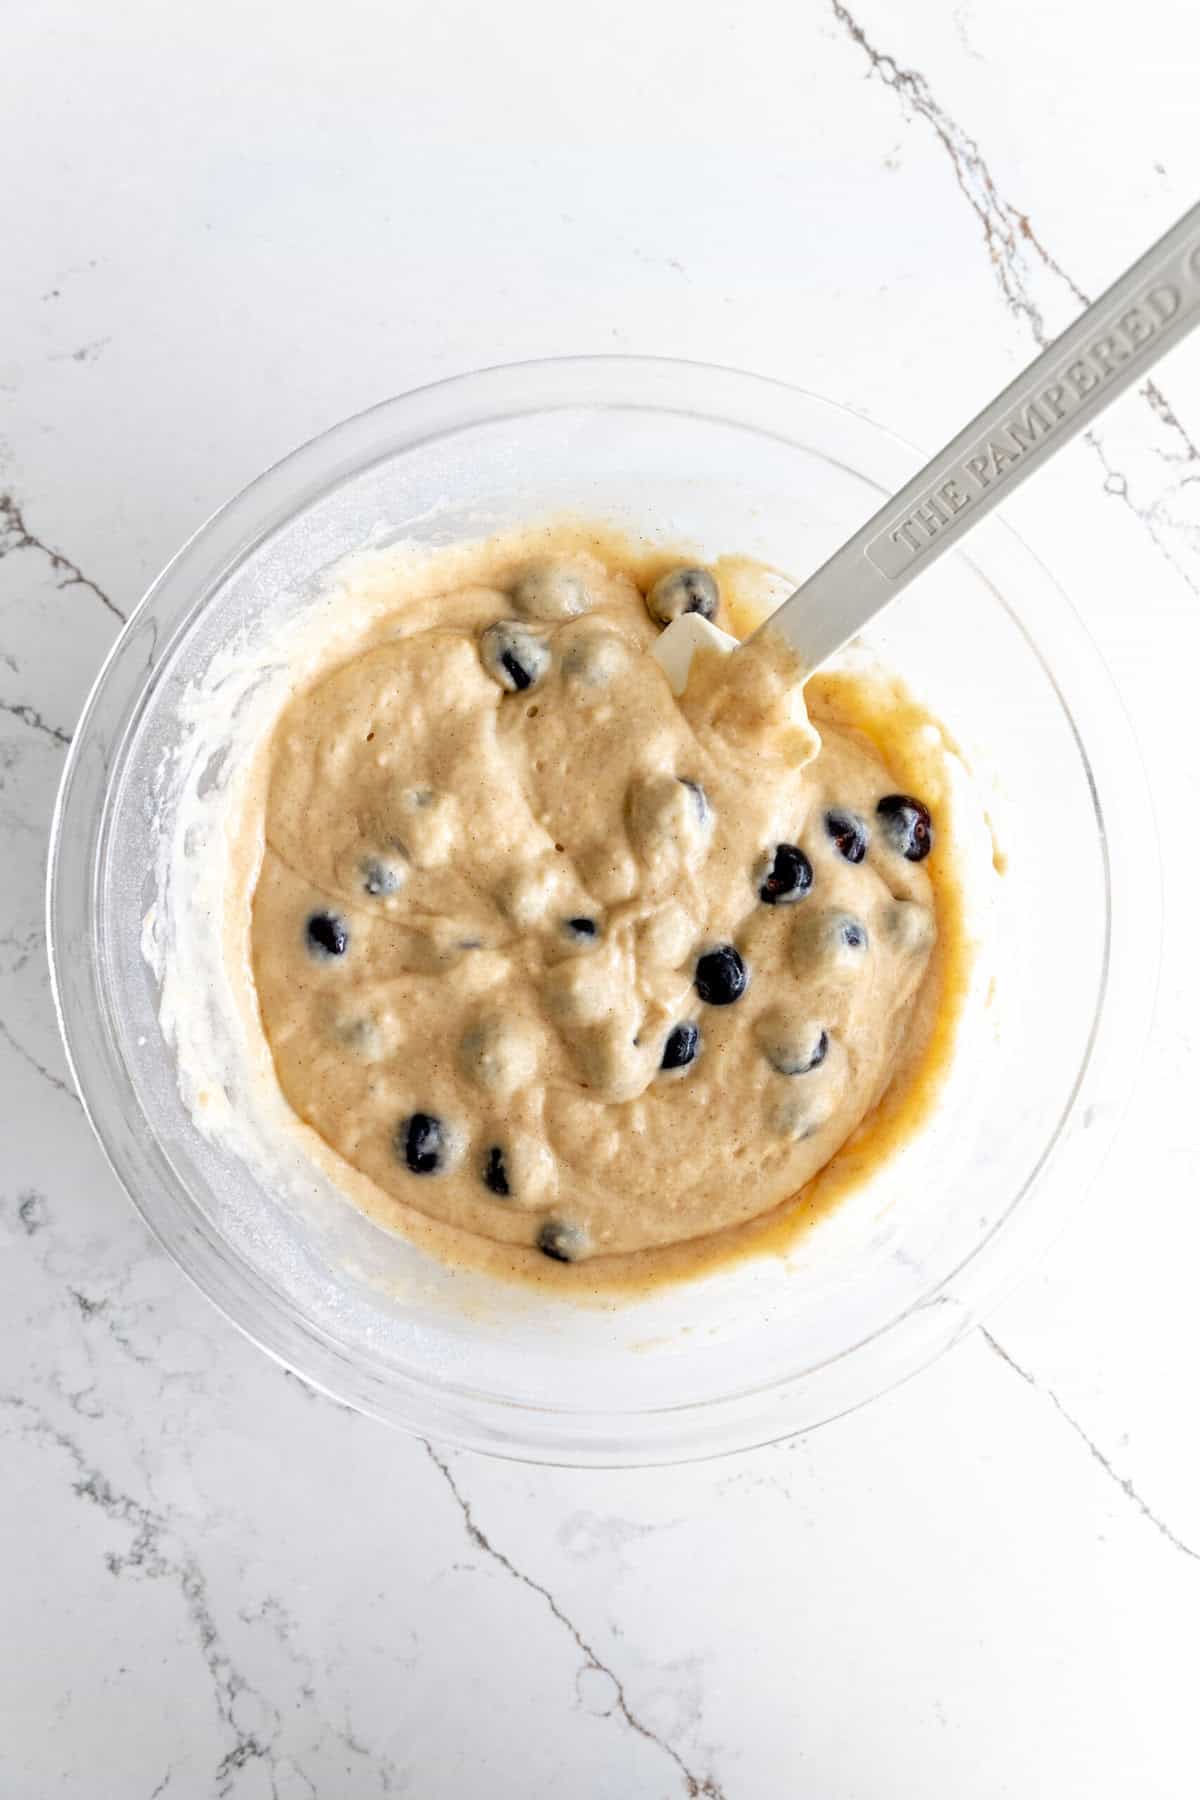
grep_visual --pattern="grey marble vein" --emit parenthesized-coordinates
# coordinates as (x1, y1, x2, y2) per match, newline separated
(67, 1284, 161, 1371)
(0, 1016, 78, 1103)
(0, 1392, 276, 1793)
(49, 336, 113, 366)
(830, 0, 1200, 595)
(0, 923, 43, 975)
(0, 492, 126, 623)
(424, 1443, 728, 1800)
(981, 1329, 1200, 1563)
(0, 1389, 411, 1797)
(832, 0, 1076, 338)
(16, 1188, 48, 1234)
(0, 699, 71, 745)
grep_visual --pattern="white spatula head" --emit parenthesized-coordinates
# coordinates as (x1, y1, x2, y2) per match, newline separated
(650, 612, 738, 695)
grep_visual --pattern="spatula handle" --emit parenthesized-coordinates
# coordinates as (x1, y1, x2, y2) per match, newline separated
(762, 200, 1200, 670)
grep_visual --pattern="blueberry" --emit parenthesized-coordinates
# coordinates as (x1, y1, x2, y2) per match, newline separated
(483, 1146, 510, 1197)
(838, 916, 868, 951)
(771, 1095, 831, 1141)
(646, 566, 719, 627)
(695, 944, 748, 1006)
(513, 561, 592, 620)
(769, 1026, 829, 1076)
(758, 843, 814, 905)
(562, 627, 629, 686)
(564, 916, 599, 940)
(460, 1014, 539, 1096)
(537, 1218, 588, 1263)
(660, 1021, 700, 1071)
(678, 777, 711, 824)
(877, 793, 934, 862)
(362, 857, 404, 897)
(335, 1016, 374, 1050)
(757, 1008, 831, 1076)
(883, 900, 934, 953)
(825, 809, 869, 863)
(306, 912, 349, 957)
(398, 1112, 447, 1175)
(792, 908, 870, 973)
(628, 773, 712, 866)
(480, 620, 550, 692)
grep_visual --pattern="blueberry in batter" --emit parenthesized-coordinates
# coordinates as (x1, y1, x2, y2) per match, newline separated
(249, 536, 942, 1268)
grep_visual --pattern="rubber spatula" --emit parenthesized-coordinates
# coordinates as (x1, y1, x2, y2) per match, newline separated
(653, 199, 1200, 695)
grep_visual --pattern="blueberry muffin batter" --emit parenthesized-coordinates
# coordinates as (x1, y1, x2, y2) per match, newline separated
(250, 533, 943, 1270)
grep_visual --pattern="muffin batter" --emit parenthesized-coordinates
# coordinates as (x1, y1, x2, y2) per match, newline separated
(250, 537, 941, 1267)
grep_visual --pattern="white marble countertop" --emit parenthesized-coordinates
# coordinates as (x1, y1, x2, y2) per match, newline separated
(3, 3, 1199, 1794)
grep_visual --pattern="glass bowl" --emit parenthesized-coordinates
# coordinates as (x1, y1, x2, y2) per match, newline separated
(47, 356, 1156, 1465)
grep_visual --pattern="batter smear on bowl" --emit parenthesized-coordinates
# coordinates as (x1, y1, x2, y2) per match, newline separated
(248, 525, 965, 1281)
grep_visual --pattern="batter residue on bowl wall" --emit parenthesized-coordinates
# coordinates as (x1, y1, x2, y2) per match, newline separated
(217, 521, 979, 1292)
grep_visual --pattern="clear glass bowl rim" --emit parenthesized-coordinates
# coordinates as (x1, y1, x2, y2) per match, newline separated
(46, 354, 1160, 1465)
